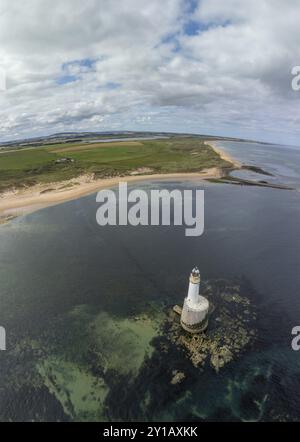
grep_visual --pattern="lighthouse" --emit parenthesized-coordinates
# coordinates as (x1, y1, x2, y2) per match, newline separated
(180, 267, 209, 333)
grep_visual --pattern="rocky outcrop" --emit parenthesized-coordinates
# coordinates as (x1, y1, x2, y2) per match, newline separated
(170, 370, 186, 385)
(167, 279, 257, 373)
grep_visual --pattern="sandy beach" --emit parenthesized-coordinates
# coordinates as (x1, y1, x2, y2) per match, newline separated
(206, 141, 242, 168)
(0, 168, 226, 223)
(0, 142, 241, 223)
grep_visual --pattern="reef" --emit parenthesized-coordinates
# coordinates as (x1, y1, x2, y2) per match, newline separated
(0, 278, 259, 421)
(166, 279, 257, 373)
(170, 370, 186, 385)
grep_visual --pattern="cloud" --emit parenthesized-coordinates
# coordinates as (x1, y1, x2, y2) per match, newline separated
(0, 0, 300, 144)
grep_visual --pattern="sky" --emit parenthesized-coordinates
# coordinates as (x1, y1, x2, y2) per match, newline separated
(0, 0, 300, 144)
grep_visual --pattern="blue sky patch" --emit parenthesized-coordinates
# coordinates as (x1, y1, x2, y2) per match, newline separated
(106, 82, 121, 90)
(56, 74, 78, 85)
(160, 32, 181, 52)
(184, 20, 210, 36)
(56, 58, 96, 85)
(185, 0, 199, 14)
(62, 58, 96, 71)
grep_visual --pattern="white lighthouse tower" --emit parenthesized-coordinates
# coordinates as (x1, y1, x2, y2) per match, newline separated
(180, 267, 209, 333)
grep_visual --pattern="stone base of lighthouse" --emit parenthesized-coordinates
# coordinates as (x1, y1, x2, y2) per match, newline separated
(180, 296, 209, 334)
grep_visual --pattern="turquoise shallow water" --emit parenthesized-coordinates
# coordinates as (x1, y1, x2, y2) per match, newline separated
(0, 142, 300, 421)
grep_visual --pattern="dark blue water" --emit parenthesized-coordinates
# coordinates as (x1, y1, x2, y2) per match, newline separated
(214, 141, 300, 190)
(0, 142, 300, 421)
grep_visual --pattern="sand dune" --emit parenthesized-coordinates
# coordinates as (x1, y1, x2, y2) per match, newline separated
(0, 168, 224, 223)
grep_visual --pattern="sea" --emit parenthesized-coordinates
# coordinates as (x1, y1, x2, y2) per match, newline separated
(0, 140, 300, 421)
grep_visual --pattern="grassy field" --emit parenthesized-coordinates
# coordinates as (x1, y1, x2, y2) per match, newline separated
(0, 137, 232, 192)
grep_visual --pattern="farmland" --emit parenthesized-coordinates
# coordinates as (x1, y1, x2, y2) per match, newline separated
(0, 137, 231, 193)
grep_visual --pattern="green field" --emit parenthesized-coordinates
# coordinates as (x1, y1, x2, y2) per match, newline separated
(0, 138, 232, 192)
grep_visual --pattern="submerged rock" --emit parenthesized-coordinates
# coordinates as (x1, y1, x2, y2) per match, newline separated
(166, 279, 257, 372)
(0, 278, 258, 421)
(210, 346, 233, 372)
(170, 370, 186, 385)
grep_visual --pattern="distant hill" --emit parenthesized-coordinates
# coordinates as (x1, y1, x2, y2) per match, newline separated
(0, 131, 271, 150)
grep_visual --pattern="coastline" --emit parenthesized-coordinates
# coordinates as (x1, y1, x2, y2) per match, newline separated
(0, 167, 225, 224)
(207, 141, 242, 168)
(1, 140, 288, 226)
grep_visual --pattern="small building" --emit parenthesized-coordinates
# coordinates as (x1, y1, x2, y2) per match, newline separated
(180, 267, 209, 333)
(55, 157, 74, 164)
